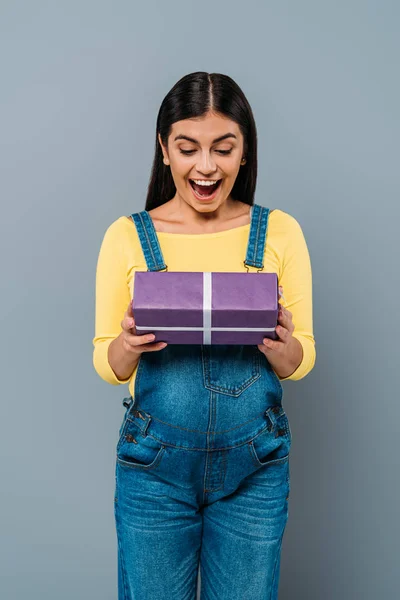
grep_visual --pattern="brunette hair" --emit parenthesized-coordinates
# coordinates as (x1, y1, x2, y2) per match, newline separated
(145, 72, 258, 211)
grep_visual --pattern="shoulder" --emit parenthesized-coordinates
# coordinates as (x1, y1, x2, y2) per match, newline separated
(97, 216, 147, 268)
(268, 208, 306, 236)
(267, 209, 310, 265)
(100, 216, 134, 241)
(97, 216, 141, 255)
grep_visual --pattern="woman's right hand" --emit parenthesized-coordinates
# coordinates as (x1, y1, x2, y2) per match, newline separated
(120, 301, 168, 355)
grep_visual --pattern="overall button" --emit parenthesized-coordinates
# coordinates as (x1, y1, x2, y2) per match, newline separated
(134, 410, 146, 420)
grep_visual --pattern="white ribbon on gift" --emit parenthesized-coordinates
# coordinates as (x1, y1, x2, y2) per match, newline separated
(135, 272, 276, 344)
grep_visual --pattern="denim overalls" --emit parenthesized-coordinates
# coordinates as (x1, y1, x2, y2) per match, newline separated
(114, 204, 292, 600)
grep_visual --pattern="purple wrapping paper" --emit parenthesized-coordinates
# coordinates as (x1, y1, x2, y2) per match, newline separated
(132, 271, 280, 345)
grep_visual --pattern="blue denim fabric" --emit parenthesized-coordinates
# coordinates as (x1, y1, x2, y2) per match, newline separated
(114, 204, 291, 600)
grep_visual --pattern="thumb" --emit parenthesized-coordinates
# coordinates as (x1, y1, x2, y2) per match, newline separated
(126, 300, 135, 327)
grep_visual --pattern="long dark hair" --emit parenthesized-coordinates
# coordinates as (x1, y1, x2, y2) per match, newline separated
(145, 72, 258, 211)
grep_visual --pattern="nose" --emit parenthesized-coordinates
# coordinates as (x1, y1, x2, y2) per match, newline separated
(196, 151, 217, 175)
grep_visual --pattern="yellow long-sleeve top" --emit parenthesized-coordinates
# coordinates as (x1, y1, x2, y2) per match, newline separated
(93, 209, 316, 397)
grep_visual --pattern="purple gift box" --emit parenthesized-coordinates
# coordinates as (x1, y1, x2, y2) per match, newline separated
(132, 271, 280, 345)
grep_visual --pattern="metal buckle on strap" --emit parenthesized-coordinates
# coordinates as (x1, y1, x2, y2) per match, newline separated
(243, 260, 264, 273)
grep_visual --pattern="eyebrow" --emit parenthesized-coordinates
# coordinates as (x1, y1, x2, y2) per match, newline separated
(173, 133, 237, 144)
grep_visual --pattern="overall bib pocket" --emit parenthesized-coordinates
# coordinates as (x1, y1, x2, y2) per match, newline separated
(202, 344, 262, 397)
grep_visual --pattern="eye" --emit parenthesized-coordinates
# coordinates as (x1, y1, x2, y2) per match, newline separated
(179, 149, 233, 156)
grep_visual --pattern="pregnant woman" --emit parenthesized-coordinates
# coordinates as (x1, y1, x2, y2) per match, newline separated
(93, 71, 316, 600)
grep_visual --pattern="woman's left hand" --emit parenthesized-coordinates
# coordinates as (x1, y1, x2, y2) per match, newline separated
(257, 286, 295, 358)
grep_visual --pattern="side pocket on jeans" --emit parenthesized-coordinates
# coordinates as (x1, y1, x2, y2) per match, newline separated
(247, 405, 292, 469)
(117, 429, 166, 471)
(248, 427, 289, 468)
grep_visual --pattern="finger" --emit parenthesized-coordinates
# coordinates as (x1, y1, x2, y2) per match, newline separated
(121, 316, 135, 332)
(127, 300, 134, 318)
(279, 306, 296, 331)
(124, 330, 168, 348)
(126, 338, 167, 353)
(277, 306, 286, 324)
(278, 305, 292, 322)
(125, 331, 155, 346)
(275, 325, 289, 342)
(281, 306, 292, 319)
(262, 337, 279, 351)
(277, 312, 295, 335)
(141, 341, 168, 352)
(121, 308, 136, 332)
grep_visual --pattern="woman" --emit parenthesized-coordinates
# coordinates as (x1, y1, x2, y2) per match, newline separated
(93, 71, 316, 600)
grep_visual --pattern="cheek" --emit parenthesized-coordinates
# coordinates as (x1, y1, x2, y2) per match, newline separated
(225, 158, 242, 175)
(171, 161, 192, 178)
(169, 167, 189, 184)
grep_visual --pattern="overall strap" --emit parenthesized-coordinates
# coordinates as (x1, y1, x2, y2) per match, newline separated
(130, 211, 168, 272)
(244, 204, 270, 271)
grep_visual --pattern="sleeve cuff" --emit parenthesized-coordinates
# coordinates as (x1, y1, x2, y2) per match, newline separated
(92, 338, 132, 385)
(278, 333, 316, 381)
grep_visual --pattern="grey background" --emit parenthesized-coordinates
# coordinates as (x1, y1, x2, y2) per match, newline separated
(1, 1, 398, 599)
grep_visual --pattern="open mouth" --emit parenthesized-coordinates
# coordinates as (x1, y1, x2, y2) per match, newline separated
(189, 179, 223, 198)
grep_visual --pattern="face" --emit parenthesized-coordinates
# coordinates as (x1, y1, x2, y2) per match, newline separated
(158, 111, 245, 213)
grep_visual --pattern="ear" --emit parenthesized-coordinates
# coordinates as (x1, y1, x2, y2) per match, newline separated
(158, 133, 167, 158)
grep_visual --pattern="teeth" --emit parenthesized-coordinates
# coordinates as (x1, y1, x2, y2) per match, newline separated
(191, 179, 220, 186)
